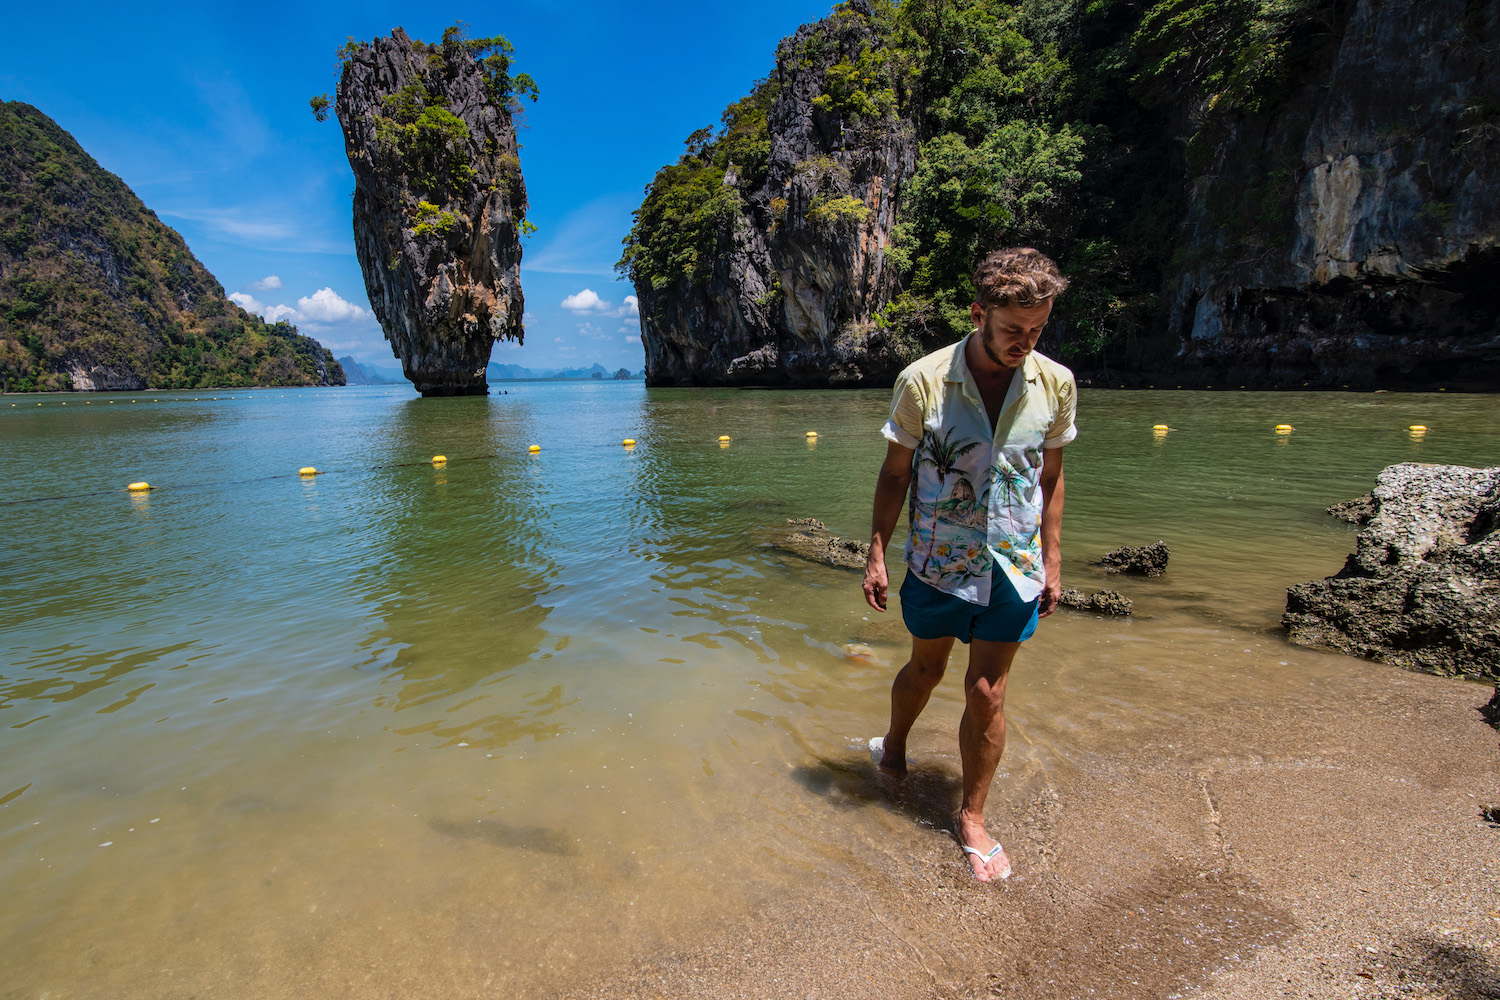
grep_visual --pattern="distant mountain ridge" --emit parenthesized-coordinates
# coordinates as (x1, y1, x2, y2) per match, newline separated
(337, 356, 397, 384)
(487, 362, 640, 380)
(0, 102, 343, 391)
(338, 357, 643, 385)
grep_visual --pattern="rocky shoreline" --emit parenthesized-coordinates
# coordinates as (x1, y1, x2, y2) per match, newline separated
(1284, 462, 1500, 681)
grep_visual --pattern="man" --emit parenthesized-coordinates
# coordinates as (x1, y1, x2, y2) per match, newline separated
(862, 247, 1077, 882)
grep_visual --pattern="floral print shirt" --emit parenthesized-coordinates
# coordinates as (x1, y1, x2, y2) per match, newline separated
(882, 335, 1077, 606)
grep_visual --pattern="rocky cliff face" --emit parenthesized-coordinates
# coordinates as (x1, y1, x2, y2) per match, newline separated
(0, 102, 343, 392)
(632, 0, 1499, 390)
(335, 28, 527, 396)
(1162, 0, 1500, 389)
(639, 10, 917, 386)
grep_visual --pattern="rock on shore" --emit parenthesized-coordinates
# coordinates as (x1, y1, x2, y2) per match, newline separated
(1092, 541, 1169, 577)
(1059, 588, 1132, 615)
(766, 518, 870, 570)
(1283, 463, 1500, 680)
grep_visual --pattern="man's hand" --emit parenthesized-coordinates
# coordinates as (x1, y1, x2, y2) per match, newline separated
(863, 550, 889, 612)
(1038, 575, 1061, 618)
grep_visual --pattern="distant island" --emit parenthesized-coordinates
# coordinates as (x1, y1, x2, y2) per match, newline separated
(338, 356, 641, 384)
(0, 102, 343, 392)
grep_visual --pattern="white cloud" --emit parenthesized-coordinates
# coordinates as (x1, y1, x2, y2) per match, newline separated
(561, 288, 609, 312)
(562, 290, 638, 319)
(251, 275, 282, 291)
(624, 335, 641, 344)
(229, 291, 264, 313)
(230, 286, 367, 326)
(296, 287, 368, 322)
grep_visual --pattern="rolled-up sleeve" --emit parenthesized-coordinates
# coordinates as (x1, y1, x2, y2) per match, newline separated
(1043, 376, 1078, 448)
(881, 371, 924, 449)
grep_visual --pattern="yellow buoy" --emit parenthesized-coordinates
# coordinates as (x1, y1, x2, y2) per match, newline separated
(1152, 424, 1169, 431)
(127, 481, 152, 492)
(622, 438, 636, 447)
(432, 455, 447, 464)
(805, 431, 818, 438)
(1408, 424, 1427, 432)
(718, 435, 731, 442)
(528, 444, 541, 453)
(1275, 424, 1294, 433)
(299, 466, 319, 476)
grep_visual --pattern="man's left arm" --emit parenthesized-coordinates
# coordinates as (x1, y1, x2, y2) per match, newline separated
(1037, 445, 1065, 618)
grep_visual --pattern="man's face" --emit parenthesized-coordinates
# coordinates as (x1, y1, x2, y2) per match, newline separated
(970, 299, 1054, 369)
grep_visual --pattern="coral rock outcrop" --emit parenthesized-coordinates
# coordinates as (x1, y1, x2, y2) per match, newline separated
(1284, 463, 1500, 680)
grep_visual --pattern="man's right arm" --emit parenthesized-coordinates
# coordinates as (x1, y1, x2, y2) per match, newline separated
(864, 440, 915, 612)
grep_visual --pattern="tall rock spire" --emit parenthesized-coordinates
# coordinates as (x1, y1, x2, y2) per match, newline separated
(333, 26, 531, 396)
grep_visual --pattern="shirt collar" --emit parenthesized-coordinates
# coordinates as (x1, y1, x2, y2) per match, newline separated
(947, 332, 1041, 392)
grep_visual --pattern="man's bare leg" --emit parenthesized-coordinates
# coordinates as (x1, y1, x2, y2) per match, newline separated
(878, 635, 955, 774)
(957, 638, 1021, 880)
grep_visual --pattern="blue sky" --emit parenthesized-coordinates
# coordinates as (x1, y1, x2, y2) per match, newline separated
(1, 0, 836, 372)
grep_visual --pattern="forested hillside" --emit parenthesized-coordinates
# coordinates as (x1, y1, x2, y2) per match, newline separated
(620, 0, 1500, 389)
(0, 102, 343, 391)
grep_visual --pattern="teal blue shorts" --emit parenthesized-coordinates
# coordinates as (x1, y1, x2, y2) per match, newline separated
(899, 567, 1039, 644)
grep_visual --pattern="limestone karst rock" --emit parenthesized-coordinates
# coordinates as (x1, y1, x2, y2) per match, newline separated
(334, 27, 529, 396)
(1162, 0, 1500, 390)
(626, 7, 917, 387)
(1284, 463, 1500, 680)
(624, 0, 1500, 390)
(0, 102, 343, 392)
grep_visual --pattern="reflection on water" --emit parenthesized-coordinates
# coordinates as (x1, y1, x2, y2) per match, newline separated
(0, 384, 1497, 997)
(362, 397, 562, 746)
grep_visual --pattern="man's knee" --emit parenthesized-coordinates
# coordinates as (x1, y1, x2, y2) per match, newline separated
(964, 674, 1006, 716)
(903, 637, 953, 688)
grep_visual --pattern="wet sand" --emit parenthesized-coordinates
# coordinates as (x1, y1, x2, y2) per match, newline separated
(556, 635, 1499, 1000)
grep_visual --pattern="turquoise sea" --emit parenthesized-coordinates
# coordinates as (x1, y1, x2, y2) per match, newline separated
(2, 383, 1497, 996)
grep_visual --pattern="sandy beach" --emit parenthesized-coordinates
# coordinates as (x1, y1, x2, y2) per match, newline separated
(556, 640, 1499, 1000)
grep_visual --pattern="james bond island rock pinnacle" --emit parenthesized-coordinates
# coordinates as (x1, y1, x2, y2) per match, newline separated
(329, 26, 535, 396)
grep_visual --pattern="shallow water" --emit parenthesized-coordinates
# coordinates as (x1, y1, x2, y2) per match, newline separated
(1, 384, 1496, 997)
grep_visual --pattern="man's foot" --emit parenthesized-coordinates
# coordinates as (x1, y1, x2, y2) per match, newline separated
(956, 810, 1011, 882)
(868, 736, 908, 776)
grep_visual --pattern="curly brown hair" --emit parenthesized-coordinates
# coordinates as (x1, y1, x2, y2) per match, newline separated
(972, 247, 1068, 309)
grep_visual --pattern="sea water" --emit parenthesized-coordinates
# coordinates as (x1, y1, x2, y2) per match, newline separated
(2, 383, 1496, 995)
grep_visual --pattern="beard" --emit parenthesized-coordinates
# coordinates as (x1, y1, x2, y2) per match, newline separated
(980, 331, 1016, 368)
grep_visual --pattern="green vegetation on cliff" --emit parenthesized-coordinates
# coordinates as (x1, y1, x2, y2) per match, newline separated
(0, 102, 342, 391)
(315, 24, 538, 238)
(619, 0, 1342, 365)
